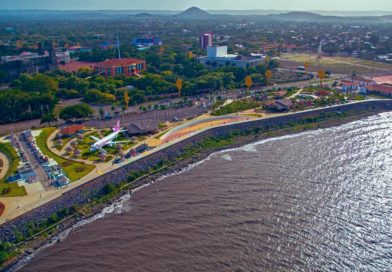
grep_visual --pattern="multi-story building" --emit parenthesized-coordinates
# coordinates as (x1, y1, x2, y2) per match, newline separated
(199, 32, 213, 49)
(0, 43, 60, 81)
(132, 36, 162, 49)
(198, 46, 264, 69)
(95, 58, 146, 77)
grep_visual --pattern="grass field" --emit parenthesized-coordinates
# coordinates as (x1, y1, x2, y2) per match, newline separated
(36, 128, 95, 182)
(280, 53, 392, 76)
(0, 143, 26, 197)
(76, 130, 134, 162)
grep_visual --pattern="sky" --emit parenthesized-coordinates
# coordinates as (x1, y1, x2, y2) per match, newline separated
(0, 0, 391, 11)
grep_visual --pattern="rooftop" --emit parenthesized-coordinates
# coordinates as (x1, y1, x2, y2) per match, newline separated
(373, 75, 392, 85)
(96, 58, 145, 68)
(367, 84, 392, 95)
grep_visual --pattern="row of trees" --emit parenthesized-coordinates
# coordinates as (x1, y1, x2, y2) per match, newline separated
(0, 89, 56, 124)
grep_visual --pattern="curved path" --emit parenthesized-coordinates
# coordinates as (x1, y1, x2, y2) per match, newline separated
(161, 115, 250, 141)
(0, 152, 9, 181)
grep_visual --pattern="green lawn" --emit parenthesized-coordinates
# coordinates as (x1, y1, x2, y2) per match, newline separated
(212, 100, 262, 116)
(280, 53, 391, 76)
(0, 182, 27, 197)
(77, 130, 134, 162)
(54, 136, 73, 151)
(36, 128, 95, 182)
(0, 143, 27, 197)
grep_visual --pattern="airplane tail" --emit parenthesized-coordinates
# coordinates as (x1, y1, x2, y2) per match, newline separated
(112, 120, 121, 132)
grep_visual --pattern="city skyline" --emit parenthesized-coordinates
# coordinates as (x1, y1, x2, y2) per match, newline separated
(0, 0, 391, 11)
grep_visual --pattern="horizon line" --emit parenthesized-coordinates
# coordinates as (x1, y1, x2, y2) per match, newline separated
(0, 8, 391, 12)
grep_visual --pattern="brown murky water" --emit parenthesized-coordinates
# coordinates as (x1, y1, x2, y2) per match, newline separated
(18, 112, 392, 271)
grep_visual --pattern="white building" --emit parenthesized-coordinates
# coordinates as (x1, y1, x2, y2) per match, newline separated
(198, 46, 264, 69)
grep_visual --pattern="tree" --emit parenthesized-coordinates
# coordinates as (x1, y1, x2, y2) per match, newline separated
(318, 70, 326, 86)
(123, 89, 130, 109)
(245, 75, 253, 94)
(59, 103, 93, 121)
(99, 108, 105, 120)
(176, 79, 183, 97)
(0, 89, 57, 124)
(304, 61, 310, 72)
(19, 74, 59, 94)
(40, 114, 57, 126)
(265, 70, 273, 85)
(83, 89, 116, 104)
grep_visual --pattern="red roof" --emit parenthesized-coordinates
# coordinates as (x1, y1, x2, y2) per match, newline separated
(58, 61, 97, 73)
(60, 125, 84, 135)
(352, 76, 374, 84)
(373, 75, 392, 85)
(341, 80, 360, 86)
(367, 84, 392, 95)
(96, 58, 145, 68)
(316, 90, 331, 96)
(275, 91, 288, 97)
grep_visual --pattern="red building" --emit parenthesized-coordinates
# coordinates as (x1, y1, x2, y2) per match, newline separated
(96, 58, 146, 77)
(366, 84, 392, 97)
(199, 32, 213, 49)
(60, 125, 84, 136)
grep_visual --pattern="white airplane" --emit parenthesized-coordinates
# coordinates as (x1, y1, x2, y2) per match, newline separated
(90, 120, 127, 153)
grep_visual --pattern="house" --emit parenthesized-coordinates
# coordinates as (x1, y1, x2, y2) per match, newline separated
(60, 125, 84, 137)
(265, 99, 293, 112)
(373, 75, 392, 85)
(340, 76, 374, 94)
(365, 84, 392, 97)
(95, 58, 146, 77)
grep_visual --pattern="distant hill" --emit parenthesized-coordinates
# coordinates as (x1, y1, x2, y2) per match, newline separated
(0, 9, 391, 22)
(274, 11, 323, 20)
(177, 7, 211, 19)
(134, 13, 153, 17)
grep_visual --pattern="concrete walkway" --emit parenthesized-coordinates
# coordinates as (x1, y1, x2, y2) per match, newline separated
(0, 152, 9, 181)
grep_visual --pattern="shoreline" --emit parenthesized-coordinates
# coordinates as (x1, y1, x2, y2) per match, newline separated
(3, 107, 391, 271)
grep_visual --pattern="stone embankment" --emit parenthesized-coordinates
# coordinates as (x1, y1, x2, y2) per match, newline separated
(1, 100, 391, 242)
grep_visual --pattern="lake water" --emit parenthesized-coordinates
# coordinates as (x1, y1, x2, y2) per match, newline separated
(18, 112, 392, 272)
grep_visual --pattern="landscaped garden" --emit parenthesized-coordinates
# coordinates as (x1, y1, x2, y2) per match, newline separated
(0, 143, 26, 197)
(36, 128, 95, 181)
(212, 99, 262, 116)
(71, 129, 135, 162)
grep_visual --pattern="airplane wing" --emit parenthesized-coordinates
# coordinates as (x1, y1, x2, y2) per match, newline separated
(90, 136, 101, 142)
(98, 146, 107, 154)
